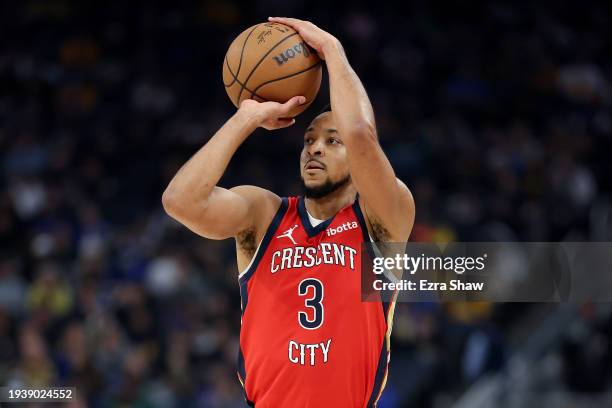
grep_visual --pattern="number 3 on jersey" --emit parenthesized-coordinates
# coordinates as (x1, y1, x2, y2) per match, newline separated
(298, 278, 324, 330)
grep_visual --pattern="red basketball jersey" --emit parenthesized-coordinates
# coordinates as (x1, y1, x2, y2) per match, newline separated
(237, 196, 396, 407)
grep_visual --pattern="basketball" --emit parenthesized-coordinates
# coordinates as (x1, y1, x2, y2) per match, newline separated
(222, 22, 322, 117)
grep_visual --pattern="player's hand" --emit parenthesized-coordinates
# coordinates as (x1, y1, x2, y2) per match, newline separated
(267, 17, 338, 60)
(238, 96, 306, 130)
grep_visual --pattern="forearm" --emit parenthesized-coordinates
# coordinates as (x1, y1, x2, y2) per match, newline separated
(322, 39, 393, 196)
(162, 93, 302, 239)
(323, 39, 411, 237)
(323, 40, 376, 136)
(163, 111, 257, 205)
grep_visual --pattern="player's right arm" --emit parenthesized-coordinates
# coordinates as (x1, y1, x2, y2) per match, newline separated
(162, 96, 305, 240)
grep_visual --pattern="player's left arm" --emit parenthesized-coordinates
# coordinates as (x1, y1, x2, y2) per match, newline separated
(269, 17, 415, 241)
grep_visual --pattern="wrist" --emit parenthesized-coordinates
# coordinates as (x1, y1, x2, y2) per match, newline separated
(235, 108, 262, 130)
(321, 36, 342, 58)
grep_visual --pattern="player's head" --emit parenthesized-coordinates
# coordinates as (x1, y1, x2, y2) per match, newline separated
(300, 104, 351, 199)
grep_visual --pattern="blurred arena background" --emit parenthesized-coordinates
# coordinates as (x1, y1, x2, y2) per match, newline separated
(1, 1, 612, 407)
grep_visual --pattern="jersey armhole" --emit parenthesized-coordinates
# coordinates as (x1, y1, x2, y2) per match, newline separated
(238, 197, 289, 284)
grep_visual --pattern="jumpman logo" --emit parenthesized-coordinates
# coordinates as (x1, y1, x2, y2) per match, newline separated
(277, 224, 298, 245)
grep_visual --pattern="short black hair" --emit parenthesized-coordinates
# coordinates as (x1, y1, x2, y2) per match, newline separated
(318, 103, 331, 115)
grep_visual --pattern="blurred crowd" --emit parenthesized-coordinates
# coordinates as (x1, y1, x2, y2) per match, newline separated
(1, 1, 611, 407)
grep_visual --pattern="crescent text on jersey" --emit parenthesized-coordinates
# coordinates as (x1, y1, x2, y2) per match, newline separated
(270, 243, 358, 273)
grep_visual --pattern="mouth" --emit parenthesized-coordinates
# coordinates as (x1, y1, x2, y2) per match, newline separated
(305, 160, 325, 171)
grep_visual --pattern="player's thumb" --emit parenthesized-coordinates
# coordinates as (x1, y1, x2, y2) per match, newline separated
(280, 96, 306, 114)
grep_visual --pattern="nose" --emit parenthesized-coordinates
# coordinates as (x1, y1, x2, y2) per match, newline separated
(307, 138, 325, 157)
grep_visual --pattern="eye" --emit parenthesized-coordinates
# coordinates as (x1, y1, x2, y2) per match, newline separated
(328, 137, 340, 145)
(304, 137, 314, 145)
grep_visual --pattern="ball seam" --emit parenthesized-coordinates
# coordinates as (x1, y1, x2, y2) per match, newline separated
(224, 24, 261, 88)
(250, 61, 322, 100)
(224, 57, 269, 103)
(235, 32, 300, 105)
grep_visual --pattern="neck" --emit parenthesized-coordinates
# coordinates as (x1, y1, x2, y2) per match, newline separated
(304, 184, 357, 220)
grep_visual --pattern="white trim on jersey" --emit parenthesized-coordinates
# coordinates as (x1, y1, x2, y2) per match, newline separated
(368, 234, 402, 284)
(306, 211, 325, 227)
(238, 238, 264, 279)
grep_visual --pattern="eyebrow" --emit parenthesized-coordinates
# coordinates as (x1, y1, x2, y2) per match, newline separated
(304, 127, 338, 134)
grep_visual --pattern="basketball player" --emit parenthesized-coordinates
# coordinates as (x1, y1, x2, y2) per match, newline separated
(162, 17, 415, 407)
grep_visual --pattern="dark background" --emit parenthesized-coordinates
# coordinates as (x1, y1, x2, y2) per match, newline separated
(1, 1, 612, 407)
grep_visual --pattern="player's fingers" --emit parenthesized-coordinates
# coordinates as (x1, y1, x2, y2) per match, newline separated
(276, 118, 296, 128)
(262, 118, 295, 130)
(278, 96, 306, 114)
(268, 17, 298, 22)
(268, 17, 305, 27)
(276, 17, 316, 30)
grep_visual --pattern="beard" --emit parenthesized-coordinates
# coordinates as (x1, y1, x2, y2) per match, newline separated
(300, 174, 351, 199)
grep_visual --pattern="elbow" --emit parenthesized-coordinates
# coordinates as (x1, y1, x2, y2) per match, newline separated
(161, 187, 181, 217)
(346, 120, 377, 143)
(162, 186, 208, 222)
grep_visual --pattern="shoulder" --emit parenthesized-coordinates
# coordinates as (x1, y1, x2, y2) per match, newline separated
(230, 185, 283, 255)
(229, 185, 283, 230)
